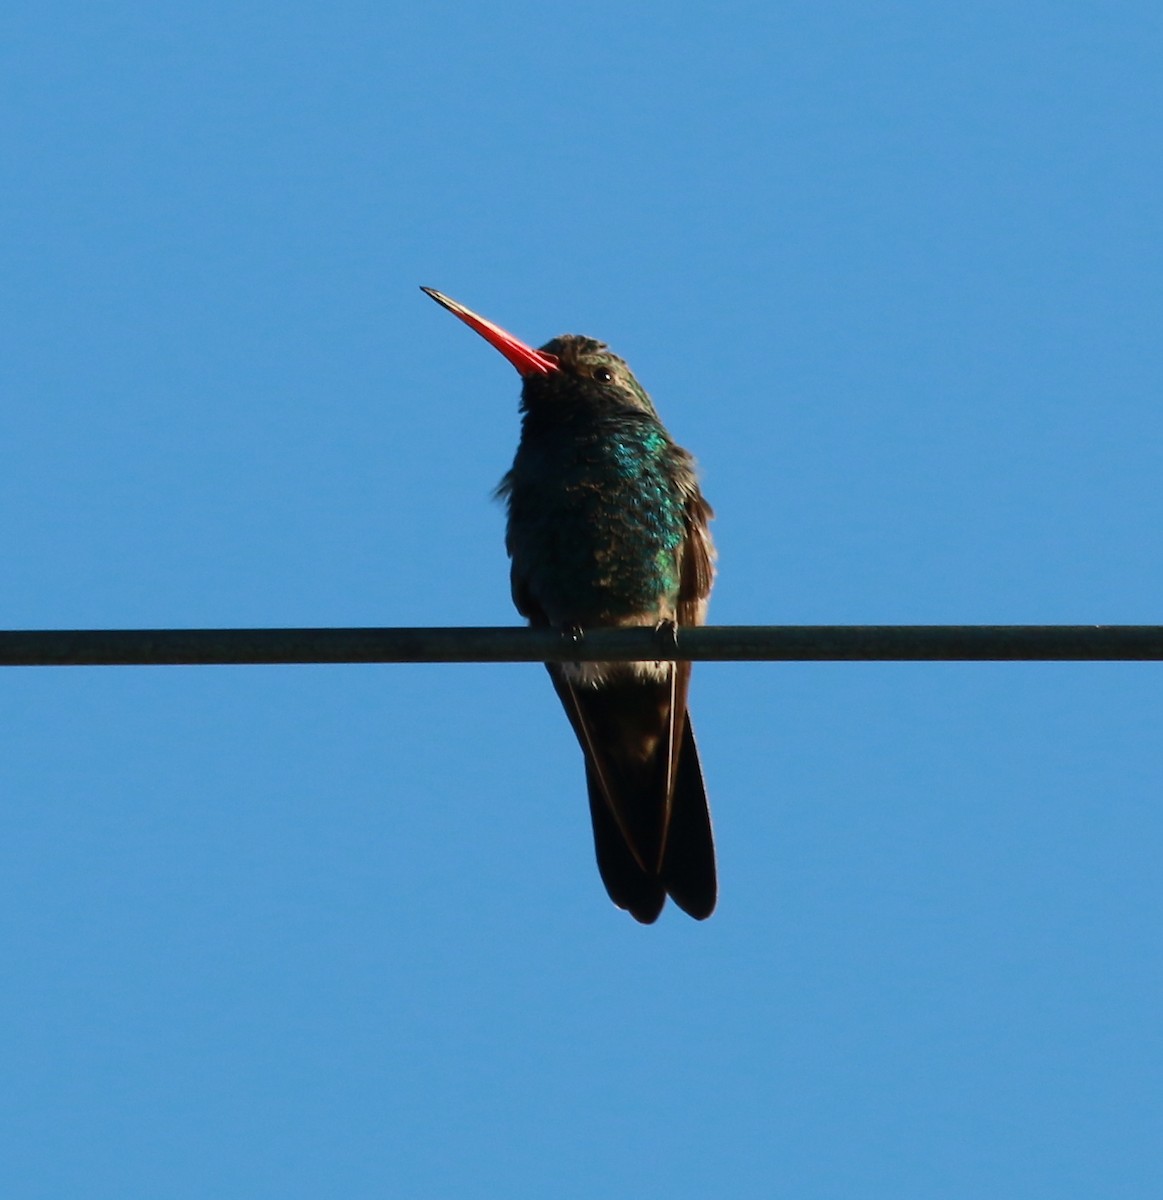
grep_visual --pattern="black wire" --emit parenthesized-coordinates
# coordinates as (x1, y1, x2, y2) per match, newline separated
(1, 625, 1161, 666)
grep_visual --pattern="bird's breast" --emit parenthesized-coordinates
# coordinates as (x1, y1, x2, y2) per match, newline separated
(505, 429, 687, 627)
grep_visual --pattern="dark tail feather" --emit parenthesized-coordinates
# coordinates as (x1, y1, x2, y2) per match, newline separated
(586, 763, 666, 924)
(547, 664, 716, 922)
(660, 716, 717, 919)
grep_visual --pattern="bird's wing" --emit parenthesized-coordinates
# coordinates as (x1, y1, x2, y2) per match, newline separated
(663, 487, 716, 819)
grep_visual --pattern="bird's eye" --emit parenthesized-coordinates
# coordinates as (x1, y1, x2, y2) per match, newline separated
(593, 366, 613, 383)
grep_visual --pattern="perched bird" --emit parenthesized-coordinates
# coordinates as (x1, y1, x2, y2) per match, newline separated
(422, 288, 716, 922)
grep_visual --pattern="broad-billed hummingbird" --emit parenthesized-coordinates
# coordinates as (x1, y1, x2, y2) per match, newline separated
(422, 288, 717, 922)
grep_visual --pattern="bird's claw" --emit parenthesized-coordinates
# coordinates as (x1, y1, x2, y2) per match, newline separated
(561, 622, 585, 646)
(654, 618, 679, 652)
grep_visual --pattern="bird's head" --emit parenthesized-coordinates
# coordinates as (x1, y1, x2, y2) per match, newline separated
(422, 288, 659, 422)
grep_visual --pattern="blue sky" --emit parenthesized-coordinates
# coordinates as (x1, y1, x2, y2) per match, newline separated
(3, 3, 1162, 1196)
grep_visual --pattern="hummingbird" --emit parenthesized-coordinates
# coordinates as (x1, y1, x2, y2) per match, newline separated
(422, 288, 717, 923)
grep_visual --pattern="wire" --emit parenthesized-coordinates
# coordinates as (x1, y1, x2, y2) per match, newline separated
(1, 625, 1161, 666)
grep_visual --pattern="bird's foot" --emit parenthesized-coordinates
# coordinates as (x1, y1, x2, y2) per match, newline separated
(561, 622, 585, 647)
(653, 618, 679, 653)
